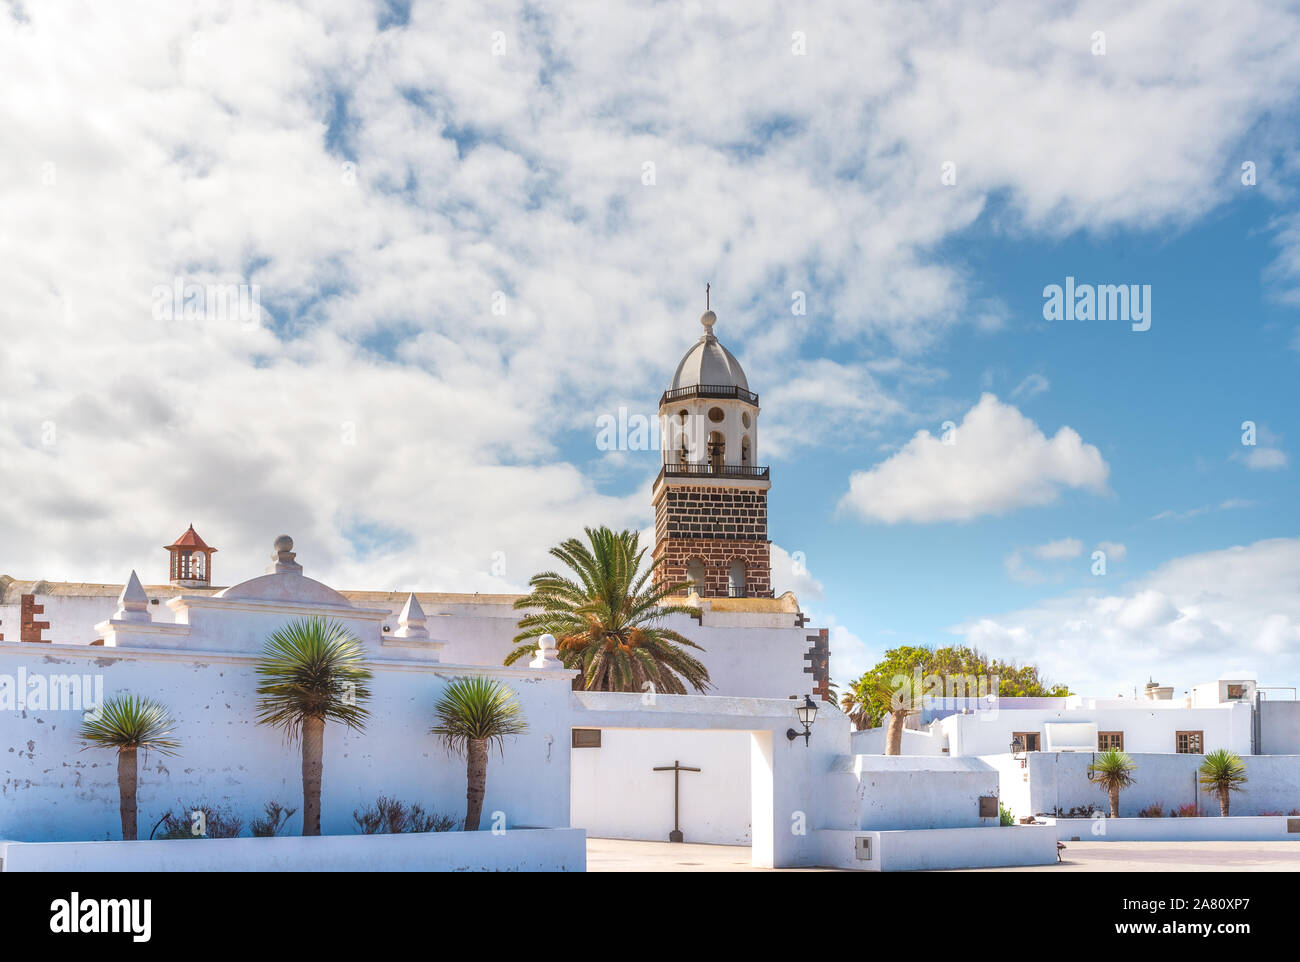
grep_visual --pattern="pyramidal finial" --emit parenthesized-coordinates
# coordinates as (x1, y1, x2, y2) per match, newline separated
(114, 570, 152, 624)
(393, 592, 429, 639)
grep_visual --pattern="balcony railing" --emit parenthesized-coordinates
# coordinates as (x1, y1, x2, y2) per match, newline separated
(655, 463, 770, 485)
(660, 384, 759, 407)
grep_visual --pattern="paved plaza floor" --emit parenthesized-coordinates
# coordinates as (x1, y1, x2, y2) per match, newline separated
(586, 838, 1300, 872)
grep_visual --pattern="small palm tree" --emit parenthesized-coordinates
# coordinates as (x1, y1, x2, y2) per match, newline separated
(431, 676, 528, 831)
(1088, 749, 1137, 817)
(78, 694, 180, 840)
(255, 617, 372, 836)
(1198, 749, 1248, 816)
(507, 526, 711, 694)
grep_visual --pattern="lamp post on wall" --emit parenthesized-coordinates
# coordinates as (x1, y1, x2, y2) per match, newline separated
(787, 695, 819, 745)
(1010, 735, 1027, 769)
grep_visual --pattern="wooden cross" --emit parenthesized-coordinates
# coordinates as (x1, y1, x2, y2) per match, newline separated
(653, 759, 701, 843)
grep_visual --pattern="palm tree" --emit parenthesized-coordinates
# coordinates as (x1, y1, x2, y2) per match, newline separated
(839, 681, 870, 731)
(1088, 749, 1137, 817)
(507, 526, 711, 694)
(874, 673, 922, 756)
(78, 694, 180, 840)
(255, 617, 372, 836)
(431, 676, 528, 831)
(1198, 749, 1248, 816)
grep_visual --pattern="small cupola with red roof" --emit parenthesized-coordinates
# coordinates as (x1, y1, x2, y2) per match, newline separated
(165, 524, 217, 587)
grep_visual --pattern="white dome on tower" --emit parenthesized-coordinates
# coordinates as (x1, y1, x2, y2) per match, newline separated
(668, 311, 749, 393)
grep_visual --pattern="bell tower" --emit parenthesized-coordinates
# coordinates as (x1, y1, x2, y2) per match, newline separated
(652, 295, 771, 598)
(165, 524, 217, 587)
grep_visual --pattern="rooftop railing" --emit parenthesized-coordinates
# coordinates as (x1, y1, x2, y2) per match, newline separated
(660, 384, 759, 406)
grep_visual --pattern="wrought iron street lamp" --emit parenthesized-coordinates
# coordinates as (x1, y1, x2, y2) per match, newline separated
(787, 694, 819, 745)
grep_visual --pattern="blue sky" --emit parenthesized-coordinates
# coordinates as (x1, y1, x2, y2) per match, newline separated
(1, 0, 1297, 698)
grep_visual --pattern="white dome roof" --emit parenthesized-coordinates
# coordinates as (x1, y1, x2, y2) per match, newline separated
(669, 311, 749, 392)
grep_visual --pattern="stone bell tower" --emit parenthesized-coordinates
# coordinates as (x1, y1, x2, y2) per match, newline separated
(652, 293, 771, 598)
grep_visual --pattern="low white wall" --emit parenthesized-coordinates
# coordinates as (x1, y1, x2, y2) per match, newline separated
(570, 728, 751, 845)
(843, 756, 1000, 830)
(0, 827, 586, 872)
(850, 726, 945, 755)
(816, 825, 1057, 871)
(1051, 816, 1300, 842)
(998, 751, 1300, 819)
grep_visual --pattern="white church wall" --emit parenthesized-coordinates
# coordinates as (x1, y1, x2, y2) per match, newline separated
(2, 590, 816, 699)
(569, 728, 752, 845)
(0, 643, 573, 843)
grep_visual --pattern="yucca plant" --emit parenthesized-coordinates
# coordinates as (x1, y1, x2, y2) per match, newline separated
(431, 676, 528, 831)
(255, 617, 372, 836)
(1088, 749, 1137, 817)
(506, 526, 711, 693)
(1198, 749, 1248, 816)
(78, 694, 180, 840)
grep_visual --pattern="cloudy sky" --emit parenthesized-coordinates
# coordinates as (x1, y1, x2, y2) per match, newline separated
(1, 0, 1297, 697)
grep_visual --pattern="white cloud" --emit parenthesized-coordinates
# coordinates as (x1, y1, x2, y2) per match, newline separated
(1033, 538, 1083, 560)
(1, 0, 1298, 595)
(840, 394, 1109, 523)
(1096, 541, 1127, 562)
(1245, 448, 1288, 470)
(770, 543, 824, 601)
(1010, 374, 1050, 400)
(953, 538, 1300, 695)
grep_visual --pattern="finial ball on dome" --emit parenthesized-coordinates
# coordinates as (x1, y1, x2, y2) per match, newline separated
(700, 310, 717, 331)
(274, 534, 294, 552)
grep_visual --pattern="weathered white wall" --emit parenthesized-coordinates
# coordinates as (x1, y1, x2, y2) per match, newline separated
(570, 728, 751, 844)
(993, 751, 1300, 819)
(839, 756, 1000, 830)
(0, 643, 573, 842)
(1, 588, 815, 699)
(941, 704, 1253, 756)
(0, 826, 586, 871)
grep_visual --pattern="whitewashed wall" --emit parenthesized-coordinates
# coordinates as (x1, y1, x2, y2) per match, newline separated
(850, 726, 946, 756)
(840, 756, 1000, 830)
(1, 589, 815, 699)
(941, 704, 1253, 756)
(0, 643, 573, 842)
(570, 728, 752, 844)
(990, 751, 1300, 819)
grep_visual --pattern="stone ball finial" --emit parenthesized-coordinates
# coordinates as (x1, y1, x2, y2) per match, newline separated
(700, 310, 717, 332)
(530, 633, 563, 670)
(274, 534, 294, 552)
